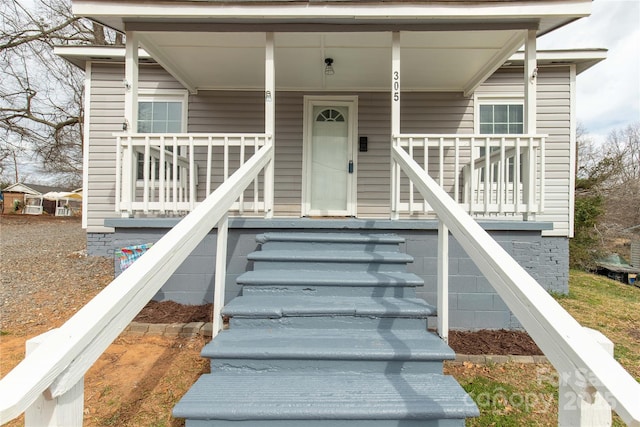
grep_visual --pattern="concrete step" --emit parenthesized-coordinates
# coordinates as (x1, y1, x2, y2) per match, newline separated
(224, 295, 434, 330)
(249, 249, 414, 272)
(223, 295, 435, 318)
(257, 232, 404, 252)
(205, 328, 453, 374)
(173, 372, 479, 425)
(238, 270, 422, 297)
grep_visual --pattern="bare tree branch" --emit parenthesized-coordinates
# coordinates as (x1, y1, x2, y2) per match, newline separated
(1, 0, 121, 185)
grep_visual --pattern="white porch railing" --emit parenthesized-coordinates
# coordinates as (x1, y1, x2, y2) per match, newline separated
(392, 134, 545, 218)
(392, 143, 640, 426)
(116, 133, 271, 215)
(0, 142, 274, 425)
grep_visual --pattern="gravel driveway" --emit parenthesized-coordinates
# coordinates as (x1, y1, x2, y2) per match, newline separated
(0, 215, 112, 336)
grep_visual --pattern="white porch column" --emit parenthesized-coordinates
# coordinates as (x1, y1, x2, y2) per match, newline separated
(437, 220, 449, 343)
(523, 30, 537, 219)
(124, 31, 139, 133)
(524, 29, 537, 134)
(121, 32, 139, 216)
(390, 31, 401, 220)
(558, 328, 613, 426)
(25, 330, 83, 427)
(264, 32, 275, 218)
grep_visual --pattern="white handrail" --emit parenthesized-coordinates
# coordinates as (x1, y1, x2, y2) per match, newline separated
(0, 142, 274, 424)
(392, 145, 640, 426)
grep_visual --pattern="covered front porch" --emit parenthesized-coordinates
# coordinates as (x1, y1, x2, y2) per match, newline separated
(108, 21, 549, 221)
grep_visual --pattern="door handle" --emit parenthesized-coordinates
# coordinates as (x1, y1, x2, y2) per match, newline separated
(348, 160, 354, 174)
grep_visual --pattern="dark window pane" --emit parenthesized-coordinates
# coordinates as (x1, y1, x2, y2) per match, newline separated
(152, 120, 167, 133)
(509, 105, 523, 122)
(167, 103, 182, 121)
(479, 105, 493, 123)
(480, 123, 493, 134)
(137, 121, 152, 133)
(494, 105, 508, 122)
(138, 102, 152, 121)
(166, 121, 182, 133)
(510, 123, 524, 134)
(152, 102, 168, 121)
(494, 123, 508, 134)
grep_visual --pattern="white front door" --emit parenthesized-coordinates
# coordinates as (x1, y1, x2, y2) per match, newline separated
(303, 97, 357, 216)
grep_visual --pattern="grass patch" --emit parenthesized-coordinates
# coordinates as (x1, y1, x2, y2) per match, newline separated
(447, 362, 557, 426)
(446, 271, 640, 426)
(555, 270, 640, 379)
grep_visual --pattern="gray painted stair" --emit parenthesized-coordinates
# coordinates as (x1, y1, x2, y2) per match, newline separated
(174, 232, 478, 426)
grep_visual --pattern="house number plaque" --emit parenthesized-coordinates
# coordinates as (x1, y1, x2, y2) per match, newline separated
(393, 71, 400, 102)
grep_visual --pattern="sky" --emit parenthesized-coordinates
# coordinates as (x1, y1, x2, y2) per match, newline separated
(538, 0, 640, 143)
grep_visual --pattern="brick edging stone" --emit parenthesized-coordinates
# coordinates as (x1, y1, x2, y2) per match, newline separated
(123, 321, 213, 338)
(452, 354, 549, 364)
(123, 321, 550, 364)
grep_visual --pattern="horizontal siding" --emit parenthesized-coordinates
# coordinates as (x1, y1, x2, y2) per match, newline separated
(86, 64, 572, 236)
(86, 63, 185, 231)
(478, 67, 572, 236)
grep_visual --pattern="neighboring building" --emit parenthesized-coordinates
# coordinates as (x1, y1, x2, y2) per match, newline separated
(57, 0, 605, 330)
(0, 183, 64, 215)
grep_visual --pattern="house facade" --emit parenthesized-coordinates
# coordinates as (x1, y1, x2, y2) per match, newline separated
(59, 0, 605, 330)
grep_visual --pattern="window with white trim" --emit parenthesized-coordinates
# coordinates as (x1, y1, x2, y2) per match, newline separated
(479, 104, 524, 134)
(135, 91, 188, 180)
(475, 96, 524, 182)
(137, 100, 183, 133)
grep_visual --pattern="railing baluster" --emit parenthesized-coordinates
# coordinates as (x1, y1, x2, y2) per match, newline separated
(189, 136, 196, 211)
(423, 138, 429, 213)
(484, 137, 490, 214)
(115, 136, 122, 212)
(254, 137, 259, 213)
(206, 136, 213, 196)
(499, 138, 506, 213)
(439, 137, 444, 189)
(172, 136, 178, 213)
(239, 137, 245, 215)
(470, 137, 476, 215)
(223, 136, 229, 181)
(540, 137, 545, 213)
(515, 137, 521, 214)
(409, 137, 414, 213)
(150, 156, 156, 205)
(159, 136, 166, 213)
(143, 136, 150, 213)
(454, 137, 459, 204)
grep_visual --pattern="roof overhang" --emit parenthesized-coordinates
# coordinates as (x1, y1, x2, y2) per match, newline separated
(56, 44, 606, 87)
(72, 0, 591, 36)
(67, 0, 592, 93)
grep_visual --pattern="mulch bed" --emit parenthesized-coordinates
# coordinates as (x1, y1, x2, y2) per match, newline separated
(134, 301, 212, 323)
(449, 329, 542, 355)
(134, 301, 542, 355)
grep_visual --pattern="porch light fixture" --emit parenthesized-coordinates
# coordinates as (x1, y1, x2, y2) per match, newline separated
(324, 58, 335, 76)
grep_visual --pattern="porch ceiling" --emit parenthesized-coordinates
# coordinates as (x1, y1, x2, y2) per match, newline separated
(73, 0, 591, 94)
(136, 30, 525, 93)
